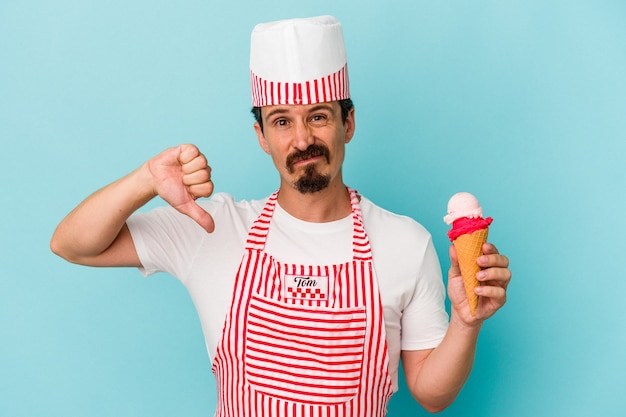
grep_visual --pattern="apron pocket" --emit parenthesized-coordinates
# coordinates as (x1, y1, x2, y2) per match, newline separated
(244, 294, 366, 405)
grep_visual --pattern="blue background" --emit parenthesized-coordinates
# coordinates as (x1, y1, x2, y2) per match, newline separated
(1, 1, 625, 416)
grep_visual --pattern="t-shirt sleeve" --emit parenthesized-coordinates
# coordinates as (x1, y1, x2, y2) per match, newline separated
(125, 193, 258, 283)
(127, 205, 208, 279)
(401, 237, 449, 351)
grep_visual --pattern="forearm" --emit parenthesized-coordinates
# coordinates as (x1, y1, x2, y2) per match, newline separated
(405, 314, 481, 412)
(50, 162, 155, 263)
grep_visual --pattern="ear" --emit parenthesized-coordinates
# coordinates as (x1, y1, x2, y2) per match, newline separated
(344, 107, 356, 144)
(254, 122, 271, 154)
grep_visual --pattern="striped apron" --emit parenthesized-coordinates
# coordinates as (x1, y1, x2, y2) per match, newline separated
(212, 189, 393, 416)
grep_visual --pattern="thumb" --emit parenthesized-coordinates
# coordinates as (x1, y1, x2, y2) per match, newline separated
(177, 200, 215, 233)
(447, 243, 471, 308)
(448, 244, 461, 279)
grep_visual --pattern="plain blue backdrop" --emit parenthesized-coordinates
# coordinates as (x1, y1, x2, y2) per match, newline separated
(1, 1, 625, 416)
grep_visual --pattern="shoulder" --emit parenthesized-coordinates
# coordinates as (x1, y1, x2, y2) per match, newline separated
(129, 192, 269, 234)
(360, 196, 432, 247)
(359, 195, 437, 279)
(195, 192, 269, 234)
(199, 192, 266, 218)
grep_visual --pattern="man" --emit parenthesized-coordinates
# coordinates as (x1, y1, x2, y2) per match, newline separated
(51, 15, 511, 416)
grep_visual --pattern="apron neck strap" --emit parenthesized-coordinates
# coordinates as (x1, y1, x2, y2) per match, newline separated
(245, 188, 372, 261)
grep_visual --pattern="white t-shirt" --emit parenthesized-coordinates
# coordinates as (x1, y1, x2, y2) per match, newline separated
(126, 192, 449, 391)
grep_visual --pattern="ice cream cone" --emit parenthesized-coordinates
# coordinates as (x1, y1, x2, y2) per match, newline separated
(453, 227, 489, 316)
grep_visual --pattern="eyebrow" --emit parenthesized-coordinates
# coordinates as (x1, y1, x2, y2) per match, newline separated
(263, 104, 335, 121)
(264, 108, 289, 120)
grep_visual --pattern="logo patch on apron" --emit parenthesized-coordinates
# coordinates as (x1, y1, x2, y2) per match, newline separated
(284, 274, 329, 301)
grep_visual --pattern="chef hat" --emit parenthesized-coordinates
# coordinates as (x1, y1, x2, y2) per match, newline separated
(250, 15, 350, 107)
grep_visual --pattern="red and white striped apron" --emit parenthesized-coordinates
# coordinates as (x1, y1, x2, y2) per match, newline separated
(212, 189, 393, 416)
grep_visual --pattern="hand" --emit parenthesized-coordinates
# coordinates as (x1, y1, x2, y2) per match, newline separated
(147, 144, 215, 232)
(447, 243, 511, 325)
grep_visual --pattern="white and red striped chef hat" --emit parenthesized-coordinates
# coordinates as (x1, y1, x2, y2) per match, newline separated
(250, 15, 350, 107)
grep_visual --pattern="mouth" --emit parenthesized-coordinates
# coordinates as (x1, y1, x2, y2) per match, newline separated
(286, 145, 330, 173)
(292, 155, 323, 167)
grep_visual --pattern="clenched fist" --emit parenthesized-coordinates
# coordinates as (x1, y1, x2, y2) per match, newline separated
(147, 144, 215, 232)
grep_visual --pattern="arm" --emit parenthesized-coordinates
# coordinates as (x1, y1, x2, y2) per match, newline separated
(402, 243, 511, 413)
(50, 144, 215, 267)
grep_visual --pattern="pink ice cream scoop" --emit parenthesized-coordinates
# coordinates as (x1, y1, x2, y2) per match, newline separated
(444, 192, 493, 241)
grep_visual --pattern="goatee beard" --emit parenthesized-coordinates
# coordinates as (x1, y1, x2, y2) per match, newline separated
(286, 144, 331, 193)
(295, 165, 330, 193)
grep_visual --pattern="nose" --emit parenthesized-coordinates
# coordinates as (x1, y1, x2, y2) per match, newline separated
(293, 121, 315, 151)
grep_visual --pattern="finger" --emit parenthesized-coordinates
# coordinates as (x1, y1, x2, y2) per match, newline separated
(178, 200, 215, 233)
(182, 154, 210, 175)
(475, 284, 507, 304)
(178, 144, 201, 165)
(482, 242, 499, 255)
(477, 252, 509, 269)
(182, 169, 211, 187)
(187, 181, 214, 199)
(476, 266, 512, 287)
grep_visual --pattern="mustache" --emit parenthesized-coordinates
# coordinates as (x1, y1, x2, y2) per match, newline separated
(286, 144, 330, 171)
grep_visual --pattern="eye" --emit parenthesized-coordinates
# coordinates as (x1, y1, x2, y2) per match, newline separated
(273, 118, 289, 127)
(310, 113, 328, 125)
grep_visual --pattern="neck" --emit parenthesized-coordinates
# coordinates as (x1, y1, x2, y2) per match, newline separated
(277, 179, 351, 223)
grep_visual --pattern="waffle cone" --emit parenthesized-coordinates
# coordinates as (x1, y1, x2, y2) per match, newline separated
(453, 227, 489, 315)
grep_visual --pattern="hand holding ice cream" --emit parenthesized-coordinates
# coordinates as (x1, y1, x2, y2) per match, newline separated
(444, 192, 493, 315)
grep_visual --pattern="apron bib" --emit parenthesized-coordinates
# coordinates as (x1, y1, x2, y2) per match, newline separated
(212, 189, 393, 416)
